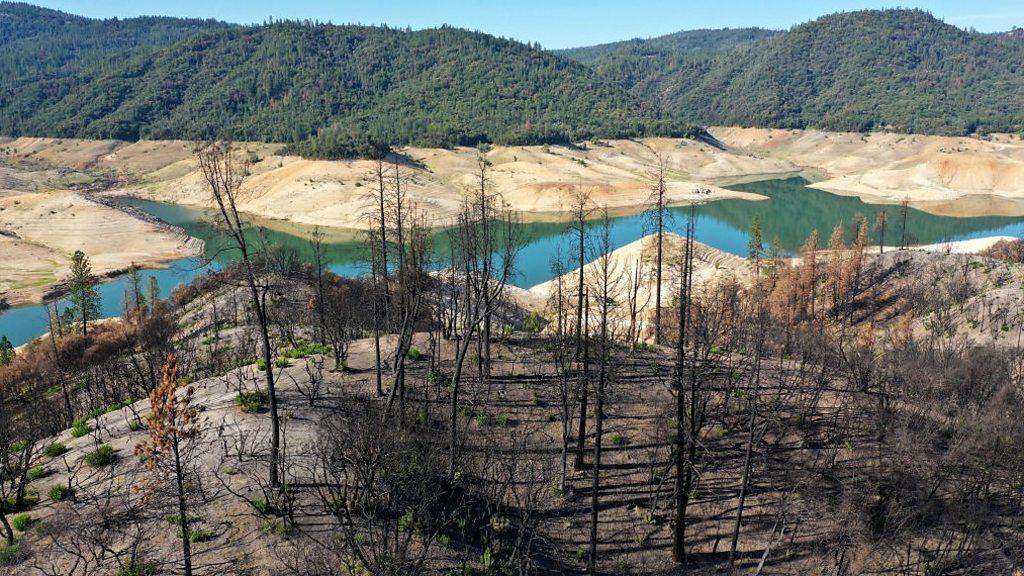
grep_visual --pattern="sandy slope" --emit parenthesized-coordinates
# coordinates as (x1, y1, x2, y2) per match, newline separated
(529, 233, 753, 340)
(710, 127, 1024, 215)
(3, 137, 778, 229)
(0, 190, 203, 306)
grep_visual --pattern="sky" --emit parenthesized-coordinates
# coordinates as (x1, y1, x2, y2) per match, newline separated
(27, 0, 1024, 49)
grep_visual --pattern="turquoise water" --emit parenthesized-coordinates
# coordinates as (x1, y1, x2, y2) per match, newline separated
(3, 177, 1023, 347)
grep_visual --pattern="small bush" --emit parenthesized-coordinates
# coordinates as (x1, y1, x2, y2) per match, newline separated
(44, 442, 67, 458)
(0, 542, 20, 566)
(610, 433, 625, 446)
(495, 414, 512, 427)
(406, 347, 421, 361)
(251, 498, 278, 516)
(71, 417, 92, 438)
(398, 510, 415, 532)
(274, 357, 290, 368)
(524, 311, 546, 334)
(189, 528, 215, 543)
(49, 485, 72, 502)
(11, 512, 33, 531)
(256, 358, 268, 371)
(84, 444, 116, 467)
(164, 513, 201, 525)
(236, 390, 269, 413)
(27, 466, 48, 481)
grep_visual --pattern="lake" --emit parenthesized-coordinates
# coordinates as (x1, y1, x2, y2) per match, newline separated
(3, 177, 1023, 347)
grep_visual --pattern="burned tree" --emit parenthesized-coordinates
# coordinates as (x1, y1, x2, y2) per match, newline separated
(195, 141, 282, 488)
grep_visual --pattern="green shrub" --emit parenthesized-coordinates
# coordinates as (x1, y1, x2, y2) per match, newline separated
(189, 528, 215, 543)
(427, 370, 451, 387)
(27, 466, 48, 481)
(406, 347, 421, 361)
(495, 414, 512, 427)
(9, 439, 29, 453)
(164, 513, 201, 525)
(256, 358, 268, 371)
(398, 510, 415, 532)
(84, 444, 116, 467)
(44, 442, 67, 458)
(274, 357, 290, 368)
(11, 512, 33, 531)
(251, 498, 278, 516)
(281, 340, 330, 359)
(71, 417, 92, 438)
(236, 390, 269, 413)
(523, 311, 546, 334)
(0, 542, 20, 566)
(610, 433, 625, 446)
(49, 485, 72, 502)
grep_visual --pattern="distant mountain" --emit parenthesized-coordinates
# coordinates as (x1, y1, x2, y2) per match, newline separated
(569, 10, 1024, 136)
(0, 2, 230, 90)
(0, 10, 692, 155)
(556, 28, 779, 66)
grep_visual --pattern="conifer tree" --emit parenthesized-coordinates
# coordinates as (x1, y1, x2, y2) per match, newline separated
(68, 250, 100, 338)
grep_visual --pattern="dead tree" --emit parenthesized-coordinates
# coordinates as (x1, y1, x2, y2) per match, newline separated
(588, 208, 617, 573)
(135, 355, 202, 576)
(195, 141, 282, 487)
(447, 187, 520, 473)
(645, 154, 669, 344)
(673, 204, 697, 564)
(308, 226, 327, 345)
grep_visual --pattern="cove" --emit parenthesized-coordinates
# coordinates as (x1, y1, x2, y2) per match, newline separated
(2, 177, 1023, 347)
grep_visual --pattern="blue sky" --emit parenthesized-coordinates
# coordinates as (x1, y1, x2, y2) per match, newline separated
(29, 1, 1024, 48)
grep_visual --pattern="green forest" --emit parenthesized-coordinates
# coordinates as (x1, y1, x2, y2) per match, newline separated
(0, 4, 687, 152)
(564, 10, 1024, 135)
(2, 4, 1023, 156)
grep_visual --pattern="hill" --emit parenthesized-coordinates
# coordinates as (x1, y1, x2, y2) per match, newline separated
(0, 10, 692, 152)
(0, 2, 229, 91)
(567, 10, 1024, 136)
(555, 27, 778, 66)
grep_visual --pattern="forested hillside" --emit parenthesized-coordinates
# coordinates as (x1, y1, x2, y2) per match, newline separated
(0, 2, 229, 90)
(555, 27, 777, 66)
(566, 10, 1024, 135)
(0, 12, 687, 153)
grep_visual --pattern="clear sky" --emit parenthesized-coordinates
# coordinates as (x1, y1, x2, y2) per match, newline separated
(27, 0, 1024, 49)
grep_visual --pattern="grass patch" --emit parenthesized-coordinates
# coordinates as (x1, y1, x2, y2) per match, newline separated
(189, 528, 215, 543)
(43, 442, 67, 458)
(406, 347, 422, 361)
(280, 340, 330, 359)
(164, 513, 201, 525)
(251, 498, 279, 516)
(0, 542, 20, 566)
(71, 417, 92, 438)
(273, 357, 290, 368)
(236, 390, 269, 413)
(27, 466, 48, 481)
(610, 433, 625, 446)
(49, 485, 72, 502)
(84, 444, 116, 467)
(11, 512, 33, 531)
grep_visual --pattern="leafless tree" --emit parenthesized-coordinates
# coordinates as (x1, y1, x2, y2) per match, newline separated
(195, 141, 282, 488)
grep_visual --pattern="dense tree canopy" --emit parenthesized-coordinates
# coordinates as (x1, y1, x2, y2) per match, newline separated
(564, 10, 1024, 136)
(0, 10, 689, 152)
(2, 6, 1023, 157)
